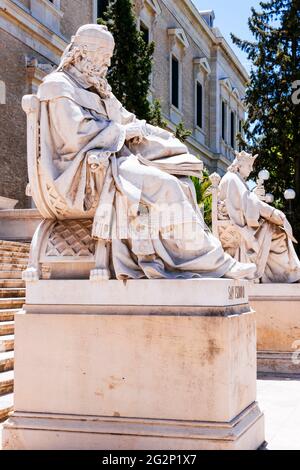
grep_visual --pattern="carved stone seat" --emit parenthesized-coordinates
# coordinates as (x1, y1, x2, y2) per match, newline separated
(22, 95, 110, 282)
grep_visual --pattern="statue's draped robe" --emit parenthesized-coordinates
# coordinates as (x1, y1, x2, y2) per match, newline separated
(37, 70, 235, 280)
(219, 171, 300, 283)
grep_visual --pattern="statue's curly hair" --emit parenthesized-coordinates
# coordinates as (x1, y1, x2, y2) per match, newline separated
(57, 44, 88, 71)
(56, 42, 112, 99)
(227, 160, 240, 173)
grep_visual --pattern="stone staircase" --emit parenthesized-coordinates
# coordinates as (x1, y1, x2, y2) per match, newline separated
(0, 240, 29, 420)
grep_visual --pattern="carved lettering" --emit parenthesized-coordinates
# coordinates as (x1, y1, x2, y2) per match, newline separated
(228, 285, 245, 300)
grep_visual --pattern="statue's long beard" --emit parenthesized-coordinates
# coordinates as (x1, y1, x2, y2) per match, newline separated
(58, 45, 112, 99)
(73, 56, 111, 99)
(89, 76, 111, 99)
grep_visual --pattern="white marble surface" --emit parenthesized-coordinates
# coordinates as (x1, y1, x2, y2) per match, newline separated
(257, 377, 300, 450)
(3, 302, 262, 449)
(2, 377, 299, 450)
(0, 196, 18, 210)
(25, 279, 249, 307)
(23, 24, 255, 283)
(249, 282, 300, 298)
(212, 150, 300, 283)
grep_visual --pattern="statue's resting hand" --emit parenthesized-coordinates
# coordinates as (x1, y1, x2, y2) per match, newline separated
(125, 120, 148, 144)
(268, 208, 286, 226)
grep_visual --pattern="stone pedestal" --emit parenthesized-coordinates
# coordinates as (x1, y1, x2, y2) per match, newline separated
(250, 284, 300, 376)
(0, 209, 41, 241)
(3, 279, 264, 450)
(0, 196, 18, 210)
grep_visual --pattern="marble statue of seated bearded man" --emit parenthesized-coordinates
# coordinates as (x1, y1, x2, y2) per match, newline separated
(218, 151, 300, 283)
(37, 24, 256, 281)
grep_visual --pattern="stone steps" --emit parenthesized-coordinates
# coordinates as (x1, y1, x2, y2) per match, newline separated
(0, 288, 26, 298)
(0, 256, 28, 266)
(0, 240, 30, 253)
(0, 370, 14, 396)
(0, 271, 23, 279)
(0, 250, 29, 260)
(0, 240, 29, 422)
(0, 263, 28, 271)
(0, 393, 13, 420)
(0, 321, 14, 336)
(0, 280, 25, 289)
(0, 309, 16, 322)
(0, 298, 25, 309)
(0, 351, 14, 373)
(0, 335, 14, 353)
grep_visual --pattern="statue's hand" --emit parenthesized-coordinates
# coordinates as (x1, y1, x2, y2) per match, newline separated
(125, 121, 148, 143)
(269, 208, 286, 226)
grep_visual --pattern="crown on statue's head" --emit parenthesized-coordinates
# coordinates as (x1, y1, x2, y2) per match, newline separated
(234, 150, 258, 163)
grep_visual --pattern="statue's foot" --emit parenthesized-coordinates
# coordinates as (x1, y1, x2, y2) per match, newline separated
(22, 267, 39, 282)
(90, 268, 110, 281)
(224, 261, 257, 281)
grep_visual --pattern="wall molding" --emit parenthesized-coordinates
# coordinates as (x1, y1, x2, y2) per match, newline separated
(0, 0, 67, 64)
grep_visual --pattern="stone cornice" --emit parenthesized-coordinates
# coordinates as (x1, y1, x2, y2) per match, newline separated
(26, 57, 56, 90)
(161, 0, 210, 58)
(146, 0, 161, 15)
(181, 0, 249, 83)
(220, 77, 232, 93)
(220, 77, 247, 110)
(194, 57, 211, 76)
(0, 0, 67, 64)
(168, 28, 189, 50)
(215, 34, 249, 85)
(135, 0, 161, 17)
(161, 0, 249, 84)
(33, 0, 63, 18)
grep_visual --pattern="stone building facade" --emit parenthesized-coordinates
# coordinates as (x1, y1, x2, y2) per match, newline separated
(0, 0, 96, 207)
(132, 0, 248, 174)
(0, 0, 247, 208)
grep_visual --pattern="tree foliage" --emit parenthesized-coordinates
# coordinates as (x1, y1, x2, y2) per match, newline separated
(174, 121, 192, 143)
(191, 170, 212, 227)
(100, 0, 154, 120)
(149, 99, 168, 128)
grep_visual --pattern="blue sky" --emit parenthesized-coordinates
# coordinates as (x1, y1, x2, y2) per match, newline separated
(193, 0, 262, 72)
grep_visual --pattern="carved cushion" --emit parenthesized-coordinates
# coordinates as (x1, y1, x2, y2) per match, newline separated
(218, 224, 241, 250)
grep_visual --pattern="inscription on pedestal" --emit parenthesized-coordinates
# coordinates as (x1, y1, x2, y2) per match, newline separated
(228, 285, 245, 301)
